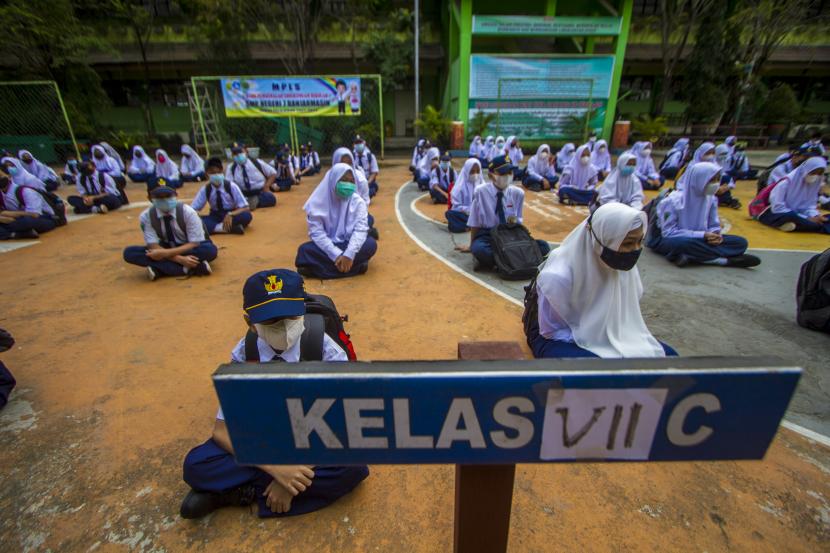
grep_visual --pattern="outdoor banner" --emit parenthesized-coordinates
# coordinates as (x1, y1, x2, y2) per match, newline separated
(468, 55, 615, 139)
(472, 15, 622, 36)
(220, 76, 361, 118)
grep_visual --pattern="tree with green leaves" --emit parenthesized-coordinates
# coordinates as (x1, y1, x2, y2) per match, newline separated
(364, 8, 414, 90)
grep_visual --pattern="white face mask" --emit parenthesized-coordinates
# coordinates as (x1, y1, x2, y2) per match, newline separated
(805, 174, 822, 185)
(702, 154, 715, 162)
(496, 142, 504, 149)
(540, 152, 549, 160)
(703, 182, 720, 196)
(580, 156, 590, 166)
(598, 146, 606, 153)
(254, 317, 305, 352)
(493, 174, 511, 189)
(642, 148, 652, 156)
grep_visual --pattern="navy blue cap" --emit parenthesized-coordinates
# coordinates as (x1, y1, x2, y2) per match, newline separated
(440, 151, 452, 161)
(488, 154, 515, 175)
(148, 177, 176, 196)
(243, 269, 306, 323)
(230, 142, 245, 154)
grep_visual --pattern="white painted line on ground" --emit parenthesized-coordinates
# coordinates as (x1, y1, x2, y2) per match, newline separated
(409, 193, 448, 228)
(396, 180, 830, 448)
(395, 181, 523, 308)
(66, 200, 152, 223)
(0, 241, 39, 254)
(749, 247, 824, 254)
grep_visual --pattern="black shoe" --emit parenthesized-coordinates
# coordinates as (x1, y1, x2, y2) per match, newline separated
(296, 265, 315, 278)
(728, 199, 742, 210)
(726, 254, 761, 268)
(356, 262, 369, 275)
(180, 484, 256, 519)
(192, 260, 212, 276)
(368, 227, 379, 240)
(11, 229, 39, 240)
(230, 224, 245, 235)
(673, 254, 691, 268)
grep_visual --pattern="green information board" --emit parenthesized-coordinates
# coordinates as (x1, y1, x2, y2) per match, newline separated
(472, 15, 622, 36)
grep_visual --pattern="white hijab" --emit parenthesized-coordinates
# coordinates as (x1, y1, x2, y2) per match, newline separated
(154, 149, 178, 179)
(91, 145, 120, 174)
(562, 144, 598, 188)
(100, 142, 125, 171)
(332, 147, 370, 204)
(558, 143, 576, 166)
(673, 161, 721, 230)
(17, 150, 54, 180)
(450, 158, 482, 212)
(180, 144, 204, 174)
(777, 156, 827, 214)
(676, 141, 715, 191)
(599, 153, 641, 205)
(537, 203, 664, 358)
(590, 139, 611, 169)
(2, 156, 45, 189)
(130, 146, 155, 173)
(304, 163, 366, 241)
(529, 144, 551, 175)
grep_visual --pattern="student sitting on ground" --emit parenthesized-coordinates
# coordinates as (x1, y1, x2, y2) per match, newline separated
(128, 146, 156, 183)
(100, 142, 126, 173)
(597, 153, 644, 210)
(585, 131, 598, 152)
(659, 138, 689, 181)
(410, 138, 429, 175)
(330, 147, 379, 239)
(295, 163, 377, 279)
(0, 167, 57, 240)
(768, 144, 810, 186)
(297, 144, 315, 180)
(446, 158, 482, 233)
(353, 135, 380, 198)
(713, 144, 741, 209)
(181, 145, 206, 182)
(226, 145, 277, 209)
(558, 145, 599, 206)
(62, 154, 80, 185)
(2, 157, 47, 192)
(18, 150, 59, 191)
(522, 145, 558, 192)
(759, 156, 829, 234)
(504, 136, 525, 181)
(590, 139, 612, 181)
(631, 141, 663, 190)
(66, 160, 123, 215)
(675, 141, 716, 192)
(0, 328, 15, 411)
(724, 135, 737, 156)
(555, 143, 575, 174)
(191, 157, 252, 235)
(649, 162, 761, 268)
(492, 136, 506, 162)
(179, 268, 369, 519)
(469, 135, 483, 160)
(724, 142, 756, 181)
(271, 152, 296, 192)
(428, 152, 455, 205)
(801, 130, 825, 156)
(527, 203, 677, 359)
(458, 155, 550, 270)
(91, 144, 128, 204)
(415, 147, 440, 191)
(123, 182, 216, 280)
(154, 149, 181, 189)
(478, 136, 494, 163)
(307, 142, 322, 174)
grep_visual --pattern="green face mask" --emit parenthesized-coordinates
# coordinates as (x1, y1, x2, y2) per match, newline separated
(335, 181, 356, 198)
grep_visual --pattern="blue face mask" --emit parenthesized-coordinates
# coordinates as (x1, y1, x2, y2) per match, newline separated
(620, 166, 635, 177)
(355, 144, 365, 154)
(153, 198, 177, 213)
(234, 154, 247, 164)
(68, 159, 77, 166)
(209, 174, 224, 186)
(7, 166, 19, 176)
(440, 162, 449, 171)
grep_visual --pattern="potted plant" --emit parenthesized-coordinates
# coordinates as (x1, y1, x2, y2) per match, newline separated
(414, 105, 452, 150)
(762, 84, 800, 144)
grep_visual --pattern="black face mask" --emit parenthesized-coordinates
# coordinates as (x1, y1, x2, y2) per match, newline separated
(589, 216, 642, 271)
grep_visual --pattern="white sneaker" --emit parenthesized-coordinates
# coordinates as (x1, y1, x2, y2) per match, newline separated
(778, 222, 796, 232)
(147, 267, 158, 281)
(99, 204, 109, 214)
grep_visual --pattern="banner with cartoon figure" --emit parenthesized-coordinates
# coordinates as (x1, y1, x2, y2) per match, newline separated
(221, 77, 361, 118)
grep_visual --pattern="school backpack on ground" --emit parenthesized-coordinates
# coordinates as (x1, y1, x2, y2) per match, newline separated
(244, 293, 357, 362)
(748, 179, 784, 219)
(756, 156, 791, 193)
(643, 189, 669, 247)
(521, 271, 542, 349)
(796, 248, 830, 334)
(15, 185, 67, 226)
(490, 223, 544, 280)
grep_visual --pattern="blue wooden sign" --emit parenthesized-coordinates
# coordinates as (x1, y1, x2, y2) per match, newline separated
(213, 357, 800, 465)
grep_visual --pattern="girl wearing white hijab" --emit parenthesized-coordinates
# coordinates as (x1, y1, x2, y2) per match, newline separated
(446, 158, 482, 233)
(100, 142, 126, 172)
(714, 143, 741, 209)
(555, 143, 575, 174)
(659, 138, 689, 180)
(649, 162, 760, 268)
(558, 145, 599, 205)
(469, 135, 483, 158)
(522, 144, 558, 191)
(482, 136, 496, 162)
(590, 139, 612, 180)
(332, 147, 379, 238)
(597, 153, 644, 210)
(1, 156, 47, 192)
(154, 149, 181, 189)
(528, 203, 676, 358)
(128, 145, 156, 182)
(504, 136, 525, 180)
(18, 150, 59, 191)
(630, 141, 662, 190)
(674, 141, 715, 192)
(295, 163, 377, 279)
(180, 145, 206, 182)
(415, 147, 440, 191)
(492, 136, 506, 161)
(410, 138, 429, 176)
(759, 156, 829, 234)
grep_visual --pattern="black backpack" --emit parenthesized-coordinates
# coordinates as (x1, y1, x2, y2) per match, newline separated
(490, 223, 543, 280)
(643, 189, 669, 248)
(796, 248, 830, 334)
(15, 185, 67, 226)
(756, 156, 791, 193)
(148, 203, 211, 246)
(244, 293, 357, 362)
(521, 271, 542, 350)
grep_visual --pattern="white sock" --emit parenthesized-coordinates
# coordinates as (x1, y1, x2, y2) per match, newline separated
(213, 223, 225, 233)
(702, 257, 728, 266)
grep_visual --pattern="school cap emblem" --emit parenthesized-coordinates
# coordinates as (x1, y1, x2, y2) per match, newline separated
(157, 177, 167, 186)
(264, 275, 283, 294)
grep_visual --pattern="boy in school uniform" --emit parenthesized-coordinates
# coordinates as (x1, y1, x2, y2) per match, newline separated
(191, 157, 253, 235)
(271, 152, 297, 192)
(226, 145, 278, 210)
(0, 167, 58, 240)
(353, 135, 379, 198)
(307, 142, 321, 174)
(122, 182, 217, 281)
(428, 151, 455, 204)
(297, 144, 315, 179)
(458, 155, 550, 270)
(66, 160, 123, 215)
(62, 153, 80, 185)
(180, 269, 369, 519)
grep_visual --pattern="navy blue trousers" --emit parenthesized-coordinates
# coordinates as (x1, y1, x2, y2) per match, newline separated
(201, 211, 253, 235)
(43, 178, 59, 192)
(759, 210, 830, 234)
(0, 360, 14, 410)
(67, 194, 122, 214)
(128, 171, 154, 183)
(716, 189, 736, 206)
(528, 325, 678, 358)
(522, 174, 558, 192)
(245, 190, 277, 210)
(369, 181, 379, 198)
(415, 171, 430, 191)
(61, 173, 77, 185)
(660, 167, 680, 181)
(638, 175, 665, 190)
(123, 241, 218, 277)
(446, 210, 469, 233)
(651, 234, 748, 263)
(726, 170, 757, 180)
(558, 186, 596, 205)
(182, 438, 369, 518)
(0, 215, 57, 239)
(295, 237, 378, 279)
(275, 178, 293, 192)
(182, 172, 207, 183)
(471, 229, 550, 269)
(429, 185, 448, 204)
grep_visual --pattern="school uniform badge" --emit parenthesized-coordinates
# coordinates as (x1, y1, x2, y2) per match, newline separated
(264, 275, 283, 294)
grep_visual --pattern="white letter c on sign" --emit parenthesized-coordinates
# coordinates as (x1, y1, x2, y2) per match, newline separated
(667, 393, 721, 447)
